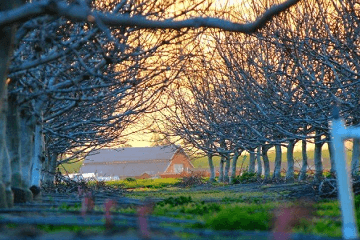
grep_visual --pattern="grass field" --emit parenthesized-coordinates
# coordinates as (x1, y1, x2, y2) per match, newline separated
(5, 174, 356, 239)
(58, 160, 84, 174)
(85, 179, 360, 238)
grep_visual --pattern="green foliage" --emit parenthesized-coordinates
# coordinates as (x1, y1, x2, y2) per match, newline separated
(58, 160, 84, 174)
(59, 202, 81, 211)
(157, 196, 192, 207)
(38, 224, 105, 233)
(125, 177, 136, 182)
(232, 171, 257, 184)
(106, 178, 180, 189)
(205, 205, 270, 231)
(180, 202, 221, 215)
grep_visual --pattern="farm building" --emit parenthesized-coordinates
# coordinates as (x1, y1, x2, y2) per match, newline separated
(80, 145, 194, 179)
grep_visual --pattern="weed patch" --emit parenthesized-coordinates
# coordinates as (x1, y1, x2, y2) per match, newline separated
(106, 178, 180, 189)
(205, 205, 271, 231)
(232, 171, 258, 184)
(157, 196, 193, 207)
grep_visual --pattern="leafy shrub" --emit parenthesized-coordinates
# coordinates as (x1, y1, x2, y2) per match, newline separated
(205, 206, 270, 231)
(157, 196, 192, 207)
(106, 178, 180, 189)
(232, 171, 258, 184)
(125, 177, 136, 182)
(180, 202, 221, 215)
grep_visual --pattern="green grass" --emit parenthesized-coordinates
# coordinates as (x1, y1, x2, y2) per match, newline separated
(28, 175, 360, 239)
(105, 178, 181, 189)
(58, 160, 84, 174)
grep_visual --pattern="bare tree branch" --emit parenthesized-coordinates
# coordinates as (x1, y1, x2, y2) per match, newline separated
(0, 0, 301, 32)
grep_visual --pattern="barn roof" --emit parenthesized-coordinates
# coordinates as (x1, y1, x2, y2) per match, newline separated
(83, 145, 180, 163)
(80, 145, 183, 177)
(80, 159, 170, 177)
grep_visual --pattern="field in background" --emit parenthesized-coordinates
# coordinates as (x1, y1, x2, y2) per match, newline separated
(58, 160, 83, 174)
(192, 148, 331, 169)
(58, 146, 354, 174)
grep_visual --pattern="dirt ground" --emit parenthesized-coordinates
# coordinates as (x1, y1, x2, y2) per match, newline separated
(0, 181, 341, 240)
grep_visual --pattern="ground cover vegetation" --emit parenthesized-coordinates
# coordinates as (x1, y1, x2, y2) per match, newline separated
(1, 177, 357, 239)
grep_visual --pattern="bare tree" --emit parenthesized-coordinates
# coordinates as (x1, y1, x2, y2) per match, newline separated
(0, 0, 302, 207)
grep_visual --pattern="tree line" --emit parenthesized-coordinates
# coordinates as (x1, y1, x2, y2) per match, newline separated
(0, 0, 300, 208)
(158, 0, 360, 183)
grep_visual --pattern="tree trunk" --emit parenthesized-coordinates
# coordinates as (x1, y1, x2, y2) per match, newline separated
(273, 144, 282, 180)
(218, 156, 224, 183)
(262, 145, 270, 181)
(0, 90, 8, 208)
(286, 140, 295, 182)
(20, 111, 35, 201)
(207, 153, 215, 182)
(314, 134, 323, 182)
(230, 151, 241, 183)
(0, 1, 18, 209)
(298, 139, 308, 181)
(256, 146, 262, 178)
(248, 150, 256, 173)
(6, 93, 33, 203)
(6, 94, 22, 189)
(223, 154, 230, 183)
(328, 138, 336, 176)
(352, 139, 360, 177)
(30, 123, 44, 188)
(1, 88, 12, 207)
(2, 145, 13, 207)
(43, 153, 58, 186)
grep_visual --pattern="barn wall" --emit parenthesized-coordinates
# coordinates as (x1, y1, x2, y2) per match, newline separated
(165, 152, 193, 174)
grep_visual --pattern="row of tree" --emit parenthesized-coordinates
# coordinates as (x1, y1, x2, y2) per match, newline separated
(158, 0, 360, 183)
(0, 0, 299, 208)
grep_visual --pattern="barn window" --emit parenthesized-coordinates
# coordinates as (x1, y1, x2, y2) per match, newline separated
(174, 164, 184, 173)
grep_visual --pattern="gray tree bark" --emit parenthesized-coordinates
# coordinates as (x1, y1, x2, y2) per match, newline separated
(286, 140, 295, 182)
(298, 139, 308, 181)
(43, 152, 58, 186)
(223, 153, 230, 183)
(6, 93, 23, 191)
(262, 145, 271, 181)
(314, 133, 323, 182)
(207, 153, 216, 182)
(0, 0, 26, 209)
(218, 156, 224, 183)
(230, 151, 241, 183)
(273, 144, 282, 180)
(1, 88, 12, 207)
(256, 146, 262, 178)
(0, 99, 6, 208)
(31, 122, 44, 188)
(327, 138, 336, 176)
(19, 110, 35, 201)
(0, 1, 18, 209)
(248, 150, 256, 173)
(351, 139, 360, 177)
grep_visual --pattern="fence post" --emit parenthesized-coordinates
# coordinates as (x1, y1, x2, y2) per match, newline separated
(331, 117, 358, 239)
